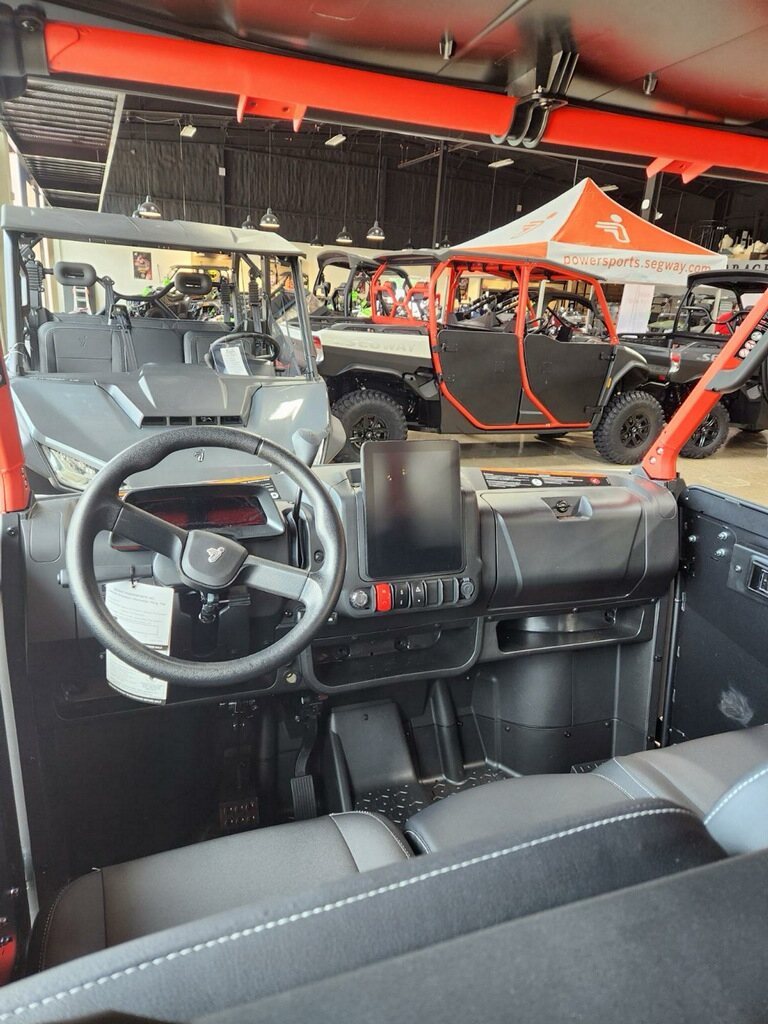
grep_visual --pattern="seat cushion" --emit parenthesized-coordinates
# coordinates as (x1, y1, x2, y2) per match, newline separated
(406, 724, 768, 856)
(405, 775, 629, 854)
(32, 811, 410, 972)
(6, 800, 721, 1023)
(594, 724, 768, 816)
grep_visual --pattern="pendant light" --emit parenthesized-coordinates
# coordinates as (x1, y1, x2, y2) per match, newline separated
(310, 210, 322, 246)
(259, 130, 280, 231)
(336, 157, 353, 245)
(404, 163, 415, 249)
(366, 134, 385, 242)
(487, 167, 497, 231)
(132, 120, 162, 219)
(242, 124, 256, 229)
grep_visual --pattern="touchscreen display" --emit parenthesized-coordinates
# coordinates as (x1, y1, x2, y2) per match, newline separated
(362, 440, 463, 578)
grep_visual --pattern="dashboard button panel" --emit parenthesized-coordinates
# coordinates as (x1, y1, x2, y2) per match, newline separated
(348, 575, 476, 615)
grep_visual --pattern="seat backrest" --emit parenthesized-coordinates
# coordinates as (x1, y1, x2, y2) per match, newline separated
(128, 320, 185, 366)
(37, 318, 120, 374)
(183, 325, 228, 364)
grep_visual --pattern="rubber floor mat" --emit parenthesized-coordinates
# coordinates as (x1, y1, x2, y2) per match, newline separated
(354, 764, 513, 829)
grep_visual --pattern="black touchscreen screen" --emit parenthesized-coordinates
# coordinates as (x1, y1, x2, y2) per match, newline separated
(362, 440, 463, 578)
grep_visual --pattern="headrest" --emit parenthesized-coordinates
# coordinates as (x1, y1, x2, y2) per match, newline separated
(53, 262, 97, 288)
(174, 271, 213, 297)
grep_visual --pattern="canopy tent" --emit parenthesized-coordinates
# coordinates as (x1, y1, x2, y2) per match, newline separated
(462, 179, 726, 286)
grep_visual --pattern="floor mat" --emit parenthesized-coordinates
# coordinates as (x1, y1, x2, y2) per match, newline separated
(354, 764, 513, 829)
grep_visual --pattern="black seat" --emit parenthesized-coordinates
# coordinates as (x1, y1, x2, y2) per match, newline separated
(405, 724, 768, 856)
(183, 324, 230, 364)
(6, 796, 720, 1021)
(37, 317, 121, 373)
(30, 812, 411, 972)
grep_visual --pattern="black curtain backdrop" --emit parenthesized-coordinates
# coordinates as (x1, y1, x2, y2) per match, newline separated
(103, 137, 569, 249)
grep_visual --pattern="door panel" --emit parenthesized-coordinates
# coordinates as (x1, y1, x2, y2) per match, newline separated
(523, 333, 611, 424)
(436, 327, 523, 427)
(668, 487, 768, 743)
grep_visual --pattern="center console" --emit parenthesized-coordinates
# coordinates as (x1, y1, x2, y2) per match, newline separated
(340, 440, 480, 618)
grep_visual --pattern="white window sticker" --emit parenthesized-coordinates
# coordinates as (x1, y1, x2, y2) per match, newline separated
(104, 580, 174, 704)
(219, 344, 250, 375)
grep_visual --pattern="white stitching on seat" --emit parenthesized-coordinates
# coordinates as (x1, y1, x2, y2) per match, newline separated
(334, 811, 413, 860)
(403, 829, 432, 854)
(614, 760, 656, 797)
(37, 877, 86, 974)
(591, 773, 635, 801)
(0, 807, 693, 1021)
(704, 765, 768, 825)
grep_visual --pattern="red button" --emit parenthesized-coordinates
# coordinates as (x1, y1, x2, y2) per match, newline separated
(374, 583, 393, 611)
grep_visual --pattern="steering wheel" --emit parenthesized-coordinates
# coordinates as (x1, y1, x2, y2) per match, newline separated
(212, 331, 282, 362)
(65, 428, 346, 688)
(547, 307, 582, 332)
(721, 308, 768, 336)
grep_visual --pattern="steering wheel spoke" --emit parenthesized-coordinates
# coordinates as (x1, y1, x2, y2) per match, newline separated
(104, 498, 187, 560)
(238, 554, 318, 605)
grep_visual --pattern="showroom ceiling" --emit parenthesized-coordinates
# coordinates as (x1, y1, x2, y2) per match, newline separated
(23, 0, 768, 129)
(2, 0, 768, 242)
(0, 77, 123, 208)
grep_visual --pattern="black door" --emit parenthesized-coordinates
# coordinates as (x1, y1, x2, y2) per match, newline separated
(667, 487, 768, 743)
(523, 333, 611, 425)
(436, 327, 523, 428)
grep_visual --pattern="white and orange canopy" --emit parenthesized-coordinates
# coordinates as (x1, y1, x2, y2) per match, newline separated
(463, 178, 726, 285)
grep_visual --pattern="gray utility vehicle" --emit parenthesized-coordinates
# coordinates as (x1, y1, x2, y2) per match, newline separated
(2, 206, 343, 493)
(620, 269, 768, 458)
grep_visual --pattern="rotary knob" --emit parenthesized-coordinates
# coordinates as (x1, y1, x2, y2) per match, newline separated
(349, 588, 371, 610)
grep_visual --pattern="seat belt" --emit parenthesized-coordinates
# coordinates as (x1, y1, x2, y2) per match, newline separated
(110, 304, 139, 372)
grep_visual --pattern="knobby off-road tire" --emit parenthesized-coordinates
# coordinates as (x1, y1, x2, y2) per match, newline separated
(593, 390, 665, 465)
(681, 402, 729, 459)
(332, 390, 408, 462)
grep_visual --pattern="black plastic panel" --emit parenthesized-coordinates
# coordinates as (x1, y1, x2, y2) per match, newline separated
(523, 332, 610, 423)
(436, 327, 522, 426)
(670, 486, 768, 742)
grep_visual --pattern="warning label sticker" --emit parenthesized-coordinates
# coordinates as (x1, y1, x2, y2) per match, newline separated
(482, 470, 610, 489)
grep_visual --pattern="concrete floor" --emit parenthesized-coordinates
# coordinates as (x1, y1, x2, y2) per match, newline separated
(409, 427, 768, 507)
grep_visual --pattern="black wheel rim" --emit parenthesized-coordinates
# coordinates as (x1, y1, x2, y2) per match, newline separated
(619, 411, 652, 449)
(690, 412, 720, 448)
(349, 414, 390, 450)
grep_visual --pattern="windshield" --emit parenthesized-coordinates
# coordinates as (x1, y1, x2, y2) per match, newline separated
(11, 235, 314, 378)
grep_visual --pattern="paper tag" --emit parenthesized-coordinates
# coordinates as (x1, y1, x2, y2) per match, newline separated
(104, 580, 173, 704)
(219, 345, 250, 376)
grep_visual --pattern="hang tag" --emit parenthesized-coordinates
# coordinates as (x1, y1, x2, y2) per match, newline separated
(104, 580, 174, 704)
(217, 344, 250, 376)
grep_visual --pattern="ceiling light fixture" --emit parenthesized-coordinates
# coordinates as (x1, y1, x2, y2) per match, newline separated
(489, 157, 514, 169)
(132, 120, 162, 219)
(242, 123, 256, 229)
(180, 123, 197, 139)
(133, 195, 162, 219)
(366, 133, 385, 243)
(325, 132, 346, 147)
(260, 130, 281, 231)
(336, 153, 353, 245)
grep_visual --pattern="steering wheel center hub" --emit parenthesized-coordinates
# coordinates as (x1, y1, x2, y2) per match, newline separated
(180, 530, 248, 590)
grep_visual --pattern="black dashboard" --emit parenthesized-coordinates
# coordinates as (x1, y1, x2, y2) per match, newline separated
(19, 447, 681, 708)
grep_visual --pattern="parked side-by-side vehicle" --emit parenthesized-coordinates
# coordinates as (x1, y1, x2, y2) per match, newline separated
(2, 206, 343, 494)
(309, 247, 665, 464)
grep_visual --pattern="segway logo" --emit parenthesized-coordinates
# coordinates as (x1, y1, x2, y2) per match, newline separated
(206, 547, 226, 564)
(595, 214, 630, 244)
